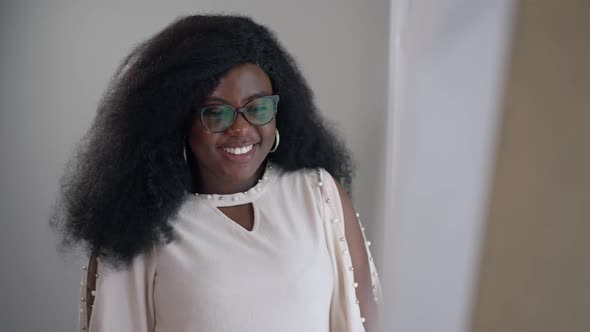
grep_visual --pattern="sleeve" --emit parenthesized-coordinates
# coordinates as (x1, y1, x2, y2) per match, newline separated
(78, 245, 157, 332)
(315, 168, 383, 332)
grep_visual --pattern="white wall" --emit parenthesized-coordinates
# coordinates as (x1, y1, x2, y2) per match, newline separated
(379, 1, 515, 331)
(0, 1, 389, 331)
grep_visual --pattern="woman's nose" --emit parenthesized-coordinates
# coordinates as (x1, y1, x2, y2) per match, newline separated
(227, 112, 251, 135)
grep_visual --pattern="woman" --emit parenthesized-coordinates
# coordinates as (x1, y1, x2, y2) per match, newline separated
(52, 14, 381, 332)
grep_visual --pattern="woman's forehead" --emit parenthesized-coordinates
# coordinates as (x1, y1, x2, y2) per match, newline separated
(208, 64, 272, 105)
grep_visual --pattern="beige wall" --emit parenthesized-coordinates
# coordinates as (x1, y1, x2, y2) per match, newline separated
(471, 1, 590, 331)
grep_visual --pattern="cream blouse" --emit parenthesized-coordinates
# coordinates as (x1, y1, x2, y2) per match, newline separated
(78, 163, 382, 331)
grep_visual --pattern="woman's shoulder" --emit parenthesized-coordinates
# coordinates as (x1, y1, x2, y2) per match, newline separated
(272, 164, 331, 185)
(270, 164, 340, 200)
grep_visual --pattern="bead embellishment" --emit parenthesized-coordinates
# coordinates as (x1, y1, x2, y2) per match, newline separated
(80, 255, 104, 331)
(190, 163, 274, 201)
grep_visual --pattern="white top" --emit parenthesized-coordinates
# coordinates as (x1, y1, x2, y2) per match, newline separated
(78, 164, 382, 332)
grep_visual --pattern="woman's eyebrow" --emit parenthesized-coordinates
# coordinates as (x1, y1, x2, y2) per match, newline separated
(204, 92, 272, 106)
(242, 92, 271, 105)
(204, 97, 230, 104)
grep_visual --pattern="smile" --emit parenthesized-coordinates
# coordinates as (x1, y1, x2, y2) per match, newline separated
(221, 144, 254, 155)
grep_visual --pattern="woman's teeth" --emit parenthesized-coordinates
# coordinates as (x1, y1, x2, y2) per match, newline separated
(222, 145, 253, 155)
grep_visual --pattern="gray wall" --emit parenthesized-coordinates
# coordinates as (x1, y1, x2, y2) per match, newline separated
(381, 1, 514, 331)
(0, 1, 388, 331)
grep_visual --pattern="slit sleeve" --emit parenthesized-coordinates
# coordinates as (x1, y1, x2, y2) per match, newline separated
(78, 245, 157, 332)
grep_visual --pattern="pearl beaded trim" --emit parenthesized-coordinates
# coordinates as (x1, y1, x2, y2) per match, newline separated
(188, 164, 275, 206)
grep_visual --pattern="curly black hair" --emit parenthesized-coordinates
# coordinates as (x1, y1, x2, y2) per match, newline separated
(51, 14, 353, 268)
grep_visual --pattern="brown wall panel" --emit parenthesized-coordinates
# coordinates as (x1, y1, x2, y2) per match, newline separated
(471, 1, 590, 331)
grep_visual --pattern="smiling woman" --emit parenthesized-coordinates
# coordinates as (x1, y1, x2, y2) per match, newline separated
(187, 64, 277, 195)
(50, 14, 381, 332)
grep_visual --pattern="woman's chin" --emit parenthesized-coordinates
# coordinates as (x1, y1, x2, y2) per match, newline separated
(218, 158, 265, 186)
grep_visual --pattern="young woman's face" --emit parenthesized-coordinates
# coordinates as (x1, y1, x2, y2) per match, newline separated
(187, 63, 276, 188)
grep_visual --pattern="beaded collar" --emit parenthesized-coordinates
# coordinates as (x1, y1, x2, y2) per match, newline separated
(186, 162, 278, 207)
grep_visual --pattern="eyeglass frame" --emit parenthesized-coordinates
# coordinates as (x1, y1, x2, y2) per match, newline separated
(197, 94, 280, 133)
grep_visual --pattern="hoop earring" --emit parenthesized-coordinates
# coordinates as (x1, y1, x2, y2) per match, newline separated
(270, 129, 280, 153)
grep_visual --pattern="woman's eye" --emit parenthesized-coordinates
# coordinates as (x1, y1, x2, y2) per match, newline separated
(204, 107, 225, 116)
(248, 105, 267, 112)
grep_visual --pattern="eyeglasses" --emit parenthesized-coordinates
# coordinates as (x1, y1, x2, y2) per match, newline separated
(198, 95, 280, 133)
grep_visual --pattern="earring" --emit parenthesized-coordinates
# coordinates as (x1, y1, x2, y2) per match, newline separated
(270, 129, 280, 153)
(183, 144, 188, 164)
